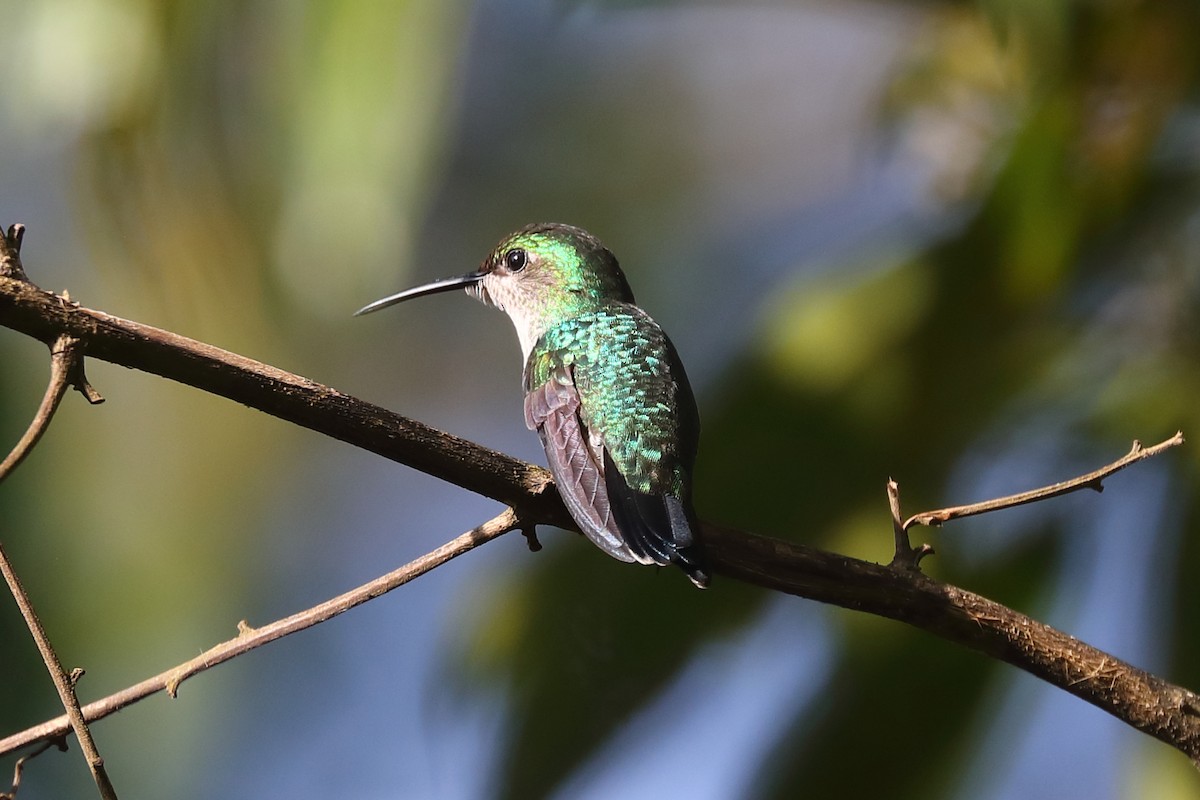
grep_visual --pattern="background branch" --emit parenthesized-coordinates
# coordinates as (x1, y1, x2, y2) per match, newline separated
(0, 509, 519, 758)
(0, 542, 118, 798)
(2, 267, 1198, 764)
(902, 434, 1185, 530)
(0, 335, 73, 483)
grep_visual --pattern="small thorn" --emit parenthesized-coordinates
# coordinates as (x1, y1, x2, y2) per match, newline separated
(520, 526, 542, 552)
(890, 541, 936, 572)
(62, 345, 105, 405)
(8, 223, 25, 252)
(1, 224, 29, 280)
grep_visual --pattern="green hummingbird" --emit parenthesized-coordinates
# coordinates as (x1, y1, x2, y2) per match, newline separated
(356, 223, 708, 587)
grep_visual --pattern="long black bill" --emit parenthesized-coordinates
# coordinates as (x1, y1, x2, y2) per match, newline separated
(354, 272, 485, 316)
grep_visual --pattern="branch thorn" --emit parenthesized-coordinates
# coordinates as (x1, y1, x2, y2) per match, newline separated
(520, 526, 542, 552)
(0, 224, 28, 281)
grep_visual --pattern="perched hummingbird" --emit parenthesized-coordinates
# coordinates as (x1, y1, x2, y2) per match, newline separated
(356, 223, 709, 587)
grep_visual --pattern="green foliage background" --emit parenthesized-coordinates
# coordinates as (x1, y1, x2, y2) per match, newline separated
(1, 1, 1198, 798)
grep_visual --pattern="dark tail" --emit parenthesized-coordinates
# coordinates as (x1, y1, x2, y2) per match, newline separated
(604, 451, 710, 588)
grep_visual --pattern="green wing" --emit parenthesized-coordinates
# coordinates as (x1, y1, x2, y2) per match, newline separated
(524, 307, 708, 586)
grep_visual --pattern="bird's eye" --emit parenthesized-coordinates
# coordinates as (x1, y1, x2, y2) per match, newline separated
(504, 248, 528, 272)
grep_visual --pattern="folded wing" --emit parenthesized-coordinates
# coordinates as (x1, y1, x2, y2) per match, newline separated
(524, 369, 636, 563)
(525, 363, 709, 586)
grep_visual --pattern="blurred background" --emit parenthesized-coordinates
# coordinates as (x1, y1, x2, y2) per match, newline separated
(1, 0, 1199, 797)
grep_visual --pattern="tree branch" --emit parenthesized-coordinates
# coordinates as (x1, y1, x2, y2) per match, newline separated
(2, 739, 63, 800)
(0, 544, 118, 798)
(0, 509, 519, 757)
(0, 334, 102, 483)
(886, 433, 1185, 568)
(902, 433, 1185, 530)
(0, 272, 563, 525)
(0, 273, 114, 795)
(704, 522, 1200, 765)
(1, 239, 1198, 765)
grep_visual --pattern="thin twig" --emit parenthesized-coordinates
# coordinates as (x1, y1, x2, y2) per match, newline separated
(0, 543, 118, 799)
(887, 479, 934, 570)
(902, 432, 1185, 530)
(1, 739, 64, 800)
(0, 335, 76, 483)
(0, 309, 109, 795)
(0, 509, 519, 757)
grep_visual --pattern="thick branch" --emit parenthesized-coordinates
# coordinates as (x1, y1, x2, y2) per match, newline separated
(703, 524, 1200, 763)
(2, 269, 1198, 763)
(0, 275, 565, 525)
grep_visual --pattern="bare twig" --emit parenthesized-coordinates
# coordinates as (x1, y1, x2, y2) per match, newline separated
(0, 544, 118, 799)
(0, 335, 101, 484)
(887, 478, 934, 570)
(0, 338, 70, 483)
(1, 739, 64, 800)
(0, 509, 519, 757)
(902, 432, 1185, 530)
(0, 325, 110, 790)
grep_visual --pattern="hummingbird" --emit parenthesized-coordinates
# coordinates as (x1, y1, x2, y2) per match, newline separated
(356, 222, 709, 587)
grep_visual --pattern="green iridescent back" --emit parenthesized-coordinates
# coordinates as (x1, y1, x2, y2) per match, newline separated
(524, 303, 699, 499)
